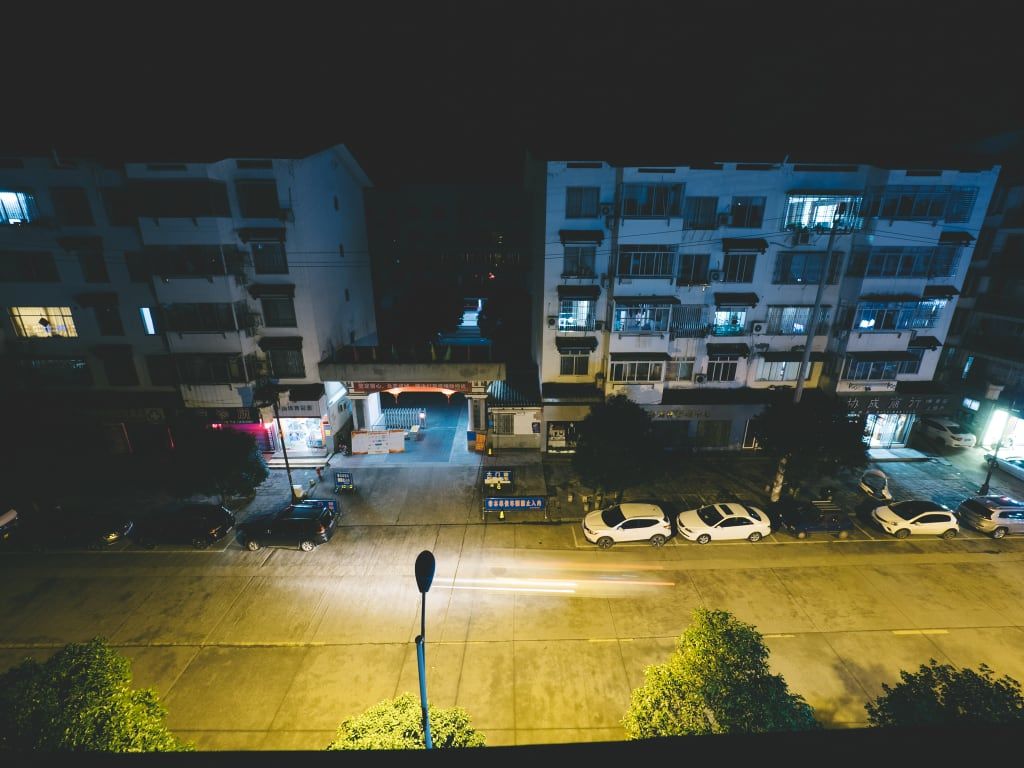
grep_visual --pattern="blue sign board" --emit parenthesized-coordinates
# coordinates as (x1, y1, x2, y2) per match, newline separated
(484, 496, 546, 511)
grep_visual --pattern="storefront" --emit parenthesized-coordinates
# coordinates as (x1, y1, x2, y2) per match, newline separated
(541, 383, 603, 453)
(980, 406, 1024, 450)
(842, 387, 953, 448)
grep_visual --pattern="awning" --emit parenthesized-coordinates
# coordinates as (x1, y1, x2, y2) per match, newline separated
(57, 235, 103, 250)
(248, 283, 296, 298)
(714, 292, 759, 306)
(939, 231, 974, 245)
(614, 295, 681, 305)
(922, 284, 959, 298)
(845, 351, 919, 362)
(237, 226, 286, 242)
(556, 284, 601, 299)
(762, 351, 828, 362)
(258, 336, 303, 351)
(908, 335, 942, 350)
(286, 383, 325, 402)
(858, 293, 919, 302)
(558, 229, 604, 244)
(722, 237, 768, 253)
(555, 336, 598, 352)
(609, 352, 672, 361)
(706, 343, 751, 357)
(74, 291, 119, 306)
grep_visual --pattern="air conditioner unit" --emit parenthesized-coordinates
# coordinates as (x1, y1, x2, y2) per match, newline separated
(695, 373, 707, 384)
(547, 315, 556, 328)
(709, 270, 724, 282)
(752, 322, 765, 334)
(599, 202, 615, 216)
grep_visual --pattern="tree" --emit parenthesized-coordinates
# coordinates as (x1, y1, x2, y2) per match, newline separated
(0, 638, 191, 752)
(751, 391, 867, 501)
(622, 608, 819, 738)
(572, 395, 665, 500)
(168, 427, 269, 501)
(326, 693, 485, 750)
(865, 659, 1024, 727)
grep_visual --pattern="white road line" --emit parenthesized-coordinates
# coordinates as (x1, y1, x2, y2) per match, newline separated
(891, 629, 949, 635)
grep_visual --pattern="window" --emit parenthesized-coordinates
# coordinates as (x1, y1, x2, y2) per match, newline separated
(846, 246, 959, 279)
(493, 413, 515, 435)
(50, 187, 94, 226)
(612, 303, 673, 333)
(712, 309, 746, 336)
(102, 351, 139, 386)
(963, 397, 980, 411)
(683, 196, 718, 229)
(558, 299, 595, 331)
(853, 300, 946, 331)
(620, 183, 683, 218)
(665, 357, 695, 381)
(756, 360, 812, 381)
(162, 303, 238, 332)
(843, 359, 901, 380)
(670, 305, 707, 337)
(235, 180, 280, 218)
(269, 348, 305, 378)
(765, 306, 829, 335)
(730, 196, 766, 228)
(706, 355, 738, 381)
(560, 352, 589, 375)
(1, 190, 38, 224)
(15, 358, 91, 386)
(139, 307, 158, 335)
(563, 246, 596, 277)
(864, 185, 978, 222)
(252, 242, 288, 274)
(261, 297, 297, 327)
(9, 307, 78, 338)
(609, 360, 664, 382)
(722, 252, 756, 282)
(677, 253, 710, 285)
(0, 250, 59, 282)
(95, 305, 124, 336)
(898, 348, 926, 375)
(617, 245, 675, 277)
(78, 250, 109, 283)
(175, 354, 253, 385)
(783, 194, 863, 231)
(565, 186, 600, 218)
(773, 251, 841, 284)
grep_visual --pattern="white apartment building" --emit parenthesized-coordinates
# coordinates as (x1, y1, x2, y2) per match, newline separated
(528, 158, 999, 452)
(0, 145, 377, 457)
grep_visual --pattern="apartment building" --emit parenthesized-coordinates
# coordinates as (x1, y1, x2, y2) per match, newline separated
(0, 145, 377, 457)
(528, 158, 999, 452)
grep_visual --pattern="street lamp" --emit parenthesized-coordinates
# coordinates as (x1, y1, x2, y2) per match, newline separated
(414, 550, 436, 749)
(255, 381, 299, 503)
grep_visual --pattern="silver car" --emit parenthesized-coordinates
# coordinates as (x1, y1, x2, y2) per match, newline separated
(984, 454, 1024, 483)
(956, 495, 1024, 538)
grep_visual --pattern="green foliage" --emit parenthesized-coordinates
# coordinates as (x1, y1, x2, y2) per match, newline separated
(623, 608, 819, 738)
(865, 659, 1024, 727)
(572, 395, 665, 495)
(0, 638, 191, 752)
(169, 427, 269, 500)
(327, 693, 485, 750)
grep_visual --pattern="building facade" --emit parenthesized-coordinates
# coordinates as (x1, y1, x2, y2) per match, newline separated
(528, 158, 999, 452)
(0, 146, 377, 457)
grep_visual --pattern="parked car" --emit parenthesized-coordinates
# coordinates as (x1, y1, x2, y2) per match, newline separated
(237, 501, 338, 551)
(0, 508, 18, 542)
(133, 504, 235, 549)
(858, 469, 893, 502)
(766, 498, 854, 539)
(955, 495, 1024, 538)
(917, 417, 977, 448)
(676, 502, 771, 544)
(581, 503, 672, 549)
(983, 453, 1024, 483)
(9, 506, 134, 550)
(871, 500, 958, 539)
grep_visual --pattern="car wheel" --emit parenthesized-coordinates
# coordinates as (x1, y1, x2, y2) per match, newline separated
(596, 536, 614, 549)
(649, 534, 666, 547)
(748, 531, 763, 542)
(191, 537, 210, 550)
(246, 539, 261, 551)
(941, 528, 958, 540)
(299, 540, 316, 552)
(894, 528, 911, 539)
(838, 530, 849, 540)
(796, 530, 807, 539)
(696, 533, 711, 545)
(992, 527, 1008, 539)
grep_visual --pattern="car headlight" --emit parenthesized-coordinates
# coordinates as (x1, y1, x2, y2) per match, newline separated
(104, 532, 118, 541)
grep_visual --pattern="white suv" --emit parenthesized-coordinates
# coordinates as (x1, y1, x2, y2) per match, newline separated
(917, 417, 977, 448)
(582, 503, 672, 549)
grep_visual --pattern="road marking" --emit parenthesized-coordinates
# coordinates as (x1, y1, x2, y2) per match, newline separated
(763, 633, 796, 638)
(891, 629, 949, 635)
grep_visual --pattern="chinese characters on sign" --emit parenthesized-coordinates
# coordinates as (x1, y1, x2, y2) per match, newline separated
(844, 395, 949, 414)
(349, 382, 473, 393)
(483, 469, 514, 489)
(484, 497, 546, 512)
(650, 408, 712, 420)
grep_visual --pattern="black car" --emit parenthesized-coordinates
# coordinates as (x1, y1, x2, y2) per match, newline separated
(766, 498, 854, 539)
(2, 506, 135, 551)
(237, 501, 338, 552)
(133, 504, 235, 549)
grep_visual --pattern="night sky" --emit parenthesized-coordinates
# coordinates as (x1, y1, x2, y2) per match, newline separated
(5, 1, 1024, 182)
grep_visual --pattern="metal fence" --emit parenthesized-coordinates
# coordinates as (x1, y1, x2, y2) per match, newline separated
(373, 407, 422, 429)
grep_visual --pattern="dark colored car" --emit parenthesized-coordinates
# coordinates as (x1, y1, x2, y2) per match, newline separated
(766, 498, 854, 539)
(134, 504, 235, 549)
(2, 506, 134, 551)
(237, 501, 338, 552)
(0, 508, 19, 542)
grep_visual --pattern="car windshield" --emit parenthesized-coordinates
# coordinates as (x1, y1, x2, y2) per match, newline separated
(744, 506, 762, 521)
(600, 506, 625, 527)
(944, 422, 969, 433)
(697, 506, 723, 526)
(890, 500, 943, 520)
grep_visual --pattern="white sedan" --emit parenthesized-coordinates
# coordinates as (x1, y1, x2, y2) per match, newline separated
(871, 500, 959, 539)
(676, 502, 771, 544)
(581, 503, 673, 549)
(984, 453, 1024, 483)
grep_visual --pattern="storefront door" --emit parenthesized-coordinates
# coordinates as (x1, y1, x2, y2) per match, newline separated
(864, 413, 914, 448)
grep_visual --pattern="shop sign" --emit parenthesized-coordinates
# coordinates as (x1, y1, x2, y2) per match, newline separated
(185, 407, 261, 424)
(483, 469, 514, 490)
(277, 402, 321, 417)
(484, 496, 546, 512)
(349, 382, 472, 393)
(650, 408, 711, 420)
(844, 395, 950, 415)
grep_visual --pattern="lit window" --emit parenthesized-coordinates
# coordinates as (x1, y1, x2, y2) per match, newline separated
(140, 307, 158, 335)
(9, 307, 78, 338)
(962, 397, 980, 412)
(1, 191, 37, 224)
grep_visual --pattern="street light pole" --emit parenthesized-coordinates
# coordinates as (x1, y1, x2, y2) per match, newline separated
(414, 550, 436, 749)
(257, 382, 298, 503)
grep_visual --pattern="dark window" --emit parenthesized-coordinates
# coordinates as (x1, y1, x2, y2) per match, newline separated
(163, 303, 237, 332)
(563, 246, 596, 277)
(175, 354, 252, 384)
(621, 519, 656, 529)
(130, 180, 231, 218)
(261, 297, 297, 327)
(95, 305, 124, 336)
(566, 187, 600, 218)
(730, 196, 766, 228)
(252, 242, 288, 274)
(269, 348, 305, 378)
(560, 353, 589, 375)
(916, 514, 949, 524)
(125, 251, 151, 282)
(101, 187, 137, 226)
(677, 253, 710, 285)
(102, 351, 138, 386)
(683, 196, 719, 229)
(706, 356, 738, 382)
(0, 250, 59, 282)
(50, 187, 94, 226)
(620, 184, 683, 218)
(78, 250, 109, 282)
(146, 355, 177, 385)
(235, 180, 280, 218)
(722, 252, 756, 282)
(773, 251, 841, 284)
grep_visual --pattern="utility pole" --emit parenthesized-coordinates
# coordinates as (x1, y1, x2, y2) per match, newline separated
(257, 382, 299, 503)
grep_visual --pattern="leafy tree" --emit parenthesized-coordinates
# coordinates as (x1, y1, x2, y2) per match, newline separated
(572, 395, 665, 500)
(326, 693, 485, 750)
(168, 426, 269, 502)
(623, 608, 819, 737)
(0, 638, 191, 752)
(751, 391, 867, 500)
(865, 659, 1024, 727)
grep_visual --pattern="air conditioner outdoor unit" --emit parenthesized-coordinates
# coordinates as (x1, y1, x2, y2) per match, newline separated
(695, 373, 707, 384)
(709, 270, 724, 282)
(547, 315, 556, 328)
(752, 322, 765, 334)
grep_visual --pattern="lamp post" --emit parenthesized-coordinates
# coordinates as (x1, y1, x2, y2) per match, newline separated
(414, 550, 436, 749)
(256, 381, 299, 503)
